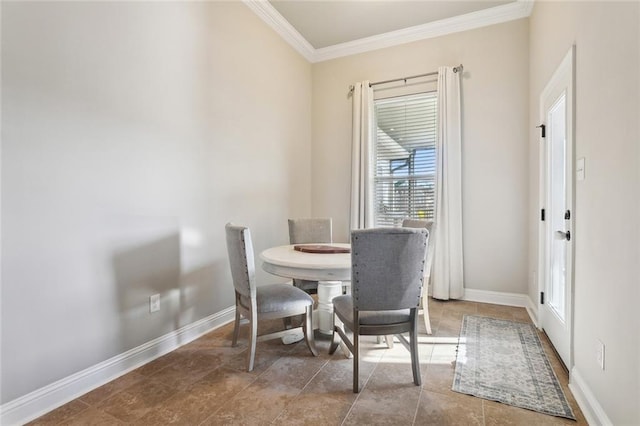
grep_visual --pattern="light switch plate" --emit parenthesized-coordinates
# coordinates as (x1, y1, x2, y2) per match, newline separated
(150, 294, 160, 313)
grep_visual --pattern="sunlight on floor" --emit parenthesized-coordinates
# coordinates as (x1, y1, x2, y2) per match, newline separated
(360, 335, 466, 365)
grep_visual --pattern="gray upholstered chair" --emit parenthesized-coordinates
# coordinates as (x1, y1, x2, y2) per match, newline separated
(225, 223, 318, 371)
(402, 218, 434, 334)
(329, 227, 428, 393)
(287, 218, 333, 293)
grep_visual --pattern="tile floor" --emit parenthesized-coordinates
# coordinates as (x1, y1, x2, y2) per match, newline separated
(30, 299, 587, 425)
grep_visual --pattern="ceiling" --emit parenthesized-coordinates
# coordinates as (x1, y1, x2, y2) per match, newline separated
(245, 0, 533, 62)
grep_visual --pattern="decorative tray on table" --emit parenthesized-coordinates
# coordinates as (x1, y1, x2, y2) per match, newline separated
(293, 245, 351, 254)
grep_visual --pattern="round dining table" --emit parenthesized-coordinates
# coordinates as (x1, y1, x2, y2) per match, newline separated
(260, 243, 351, 335)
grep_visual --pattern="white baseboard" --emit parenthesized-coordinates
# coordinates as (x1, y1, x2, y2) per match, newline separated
(569, 367, 613, 426)
(462, 288, 539, 325)
(462, 288, 529, 307)
(1, 307, 236, 426)
(525, 295, 539, 327)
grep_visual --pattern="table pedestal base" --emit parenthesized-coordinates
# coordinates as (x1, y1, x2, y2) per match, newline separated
(317, 280, 344, 335)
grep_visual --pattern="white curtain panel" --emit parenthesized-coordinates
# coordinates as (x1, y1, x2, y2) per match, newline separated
(350, 81, 375, 230)
(432, 67, 464, 300)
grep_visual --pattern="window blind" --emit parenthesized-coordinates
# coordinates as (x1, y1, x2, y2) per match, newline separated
(373, 92, 437, 227)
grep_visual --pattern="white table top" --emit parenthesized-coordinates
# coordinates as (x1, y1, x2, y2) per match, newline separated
(260, 243, 351, 282)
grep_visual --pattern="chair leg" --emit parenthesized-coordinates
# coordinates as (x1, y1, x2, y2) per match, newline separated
(423, 275, 432, 335)
(423, 310, 432, 335)
(377, 335, 394, 348)
(353, 333, 360, 393)
(232, 299, 241, 347)
(410, 313, 421, 386)
(329, 313, 340, 355)
(304, 305, 318, 356)
(422, 282, 431, 334)
(246, 310, 258, 372)
(385, 335, 394, 348)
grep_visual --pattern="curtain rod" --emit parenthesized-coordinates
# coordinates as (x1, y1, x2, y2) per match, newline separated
(348, 64, 463, 94)
(370, 64, 463, 87)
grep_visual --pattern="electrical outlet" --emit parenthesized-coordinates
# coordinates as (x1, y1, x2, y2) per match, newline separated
(596, 339, 605, 370)
(149, 294, 160, 313)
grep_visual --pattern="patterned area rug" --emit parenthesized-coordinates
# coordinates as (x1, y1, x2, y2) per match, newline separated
(452, 315, 575, 419)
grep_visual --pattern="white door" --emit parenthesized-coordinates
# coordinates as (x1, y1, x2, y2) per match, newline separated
(538, 47, 575, 368)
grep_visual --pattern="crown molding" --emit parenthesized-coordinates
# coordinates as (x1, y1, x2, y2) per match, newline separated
(314, 1, 534, 62)
(244, 0, 534, 63)
(242, 0, 315, 62)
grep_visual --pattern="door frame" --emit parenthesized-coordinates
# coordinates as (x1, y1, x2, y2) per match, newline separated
(537, 45, 576, 369)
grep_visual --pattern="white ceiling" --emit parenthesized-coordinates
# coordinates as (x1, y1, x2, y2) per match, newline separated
(269, 1, 514, 49)
(244, 0, 534, 62)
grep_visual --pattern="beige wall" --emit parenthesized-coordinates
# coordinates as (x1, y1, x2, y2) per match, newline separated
(312, 19, 530, 294)
(529, 2, 639, 423)
(1, 1, 311, 403)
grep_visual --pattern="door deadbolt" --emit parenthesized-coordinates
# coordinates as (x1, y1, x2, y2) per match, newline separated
(556, 230, 571, 241)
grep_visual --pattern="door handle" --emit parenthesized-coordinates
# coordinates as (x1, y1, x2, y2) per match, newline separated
(556, 230, 571, 241)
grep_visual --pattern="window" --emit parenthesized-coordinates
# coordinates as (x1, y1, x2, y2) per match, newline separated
(373, 92, 437, 227)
